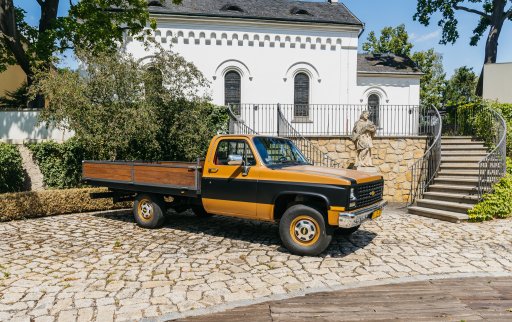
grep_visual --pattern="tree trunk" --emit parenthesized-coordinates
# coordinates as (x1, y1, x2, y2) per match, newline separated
(475, 1, 506, 97)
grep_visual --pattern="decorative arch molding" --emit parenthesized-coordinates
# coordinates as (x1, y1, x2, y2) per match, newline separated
(138, 55, 157, 67)
(283, 62, 321, 83)
(213, 59, 253, 81)
(361, 87, 389, 104)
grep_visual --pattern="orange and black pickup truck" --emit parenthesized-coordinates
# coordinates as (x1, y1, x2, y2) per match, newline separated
(83, 135, 386, 256)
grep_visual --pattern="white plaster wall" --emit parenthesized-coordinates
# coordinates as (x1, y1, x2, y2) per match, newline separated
(125, 18, 360, 105)
(0, 111, 73, 143)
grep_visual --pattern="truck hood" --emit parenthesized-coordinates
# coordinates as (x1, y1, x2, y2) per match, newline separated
(278, 165, 382, 185)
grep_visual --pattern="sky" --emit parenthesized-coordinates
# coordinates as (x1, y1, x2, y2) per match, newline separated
(19, 0, 512, 77)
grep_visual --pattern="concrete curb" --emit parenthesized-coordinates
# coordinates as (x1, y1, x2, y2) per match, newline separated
(149, 271, 512, 322)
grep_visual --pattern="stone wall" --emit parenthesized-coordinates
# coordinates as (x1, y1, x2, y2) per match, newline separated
(309, 137, 428, 202)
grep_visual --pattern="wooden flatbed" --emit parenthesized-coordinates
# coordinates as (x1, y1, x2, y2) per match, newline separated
(82, 160, 203, 197)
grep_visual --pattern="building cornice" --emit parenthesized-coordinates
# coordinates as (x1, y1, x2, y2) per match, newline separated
(151, 13, 363, 34)
(357, 71, 423, 78)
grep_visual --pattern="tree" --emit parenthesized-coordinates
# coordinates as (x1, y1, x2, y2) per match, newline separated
(411, 49, 446, 109)
(0, 0, 181, 104)
(362, 24, 413, 56)
(31, 48, 228, 161)
(444, 66, 478, 105)
(414, 0, 512, 95)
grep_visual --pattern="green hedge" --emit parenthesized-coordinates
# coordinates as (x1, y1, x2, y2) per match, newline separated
(0, 143, 24, 193)
(468, 158, 512, 222)
(0, 187, 131, 222)
(27, 138, 88, 189)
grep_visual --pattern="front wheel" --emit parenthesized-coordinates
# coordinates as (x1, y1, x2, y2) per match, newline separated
(279, 204, 332, 256)
(133, 194, 166, 229)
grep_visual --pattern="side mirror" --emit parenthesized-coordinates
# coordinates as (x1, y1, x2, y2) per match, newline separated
(227, 154, 243, 166)
(242, 164, 250, 176)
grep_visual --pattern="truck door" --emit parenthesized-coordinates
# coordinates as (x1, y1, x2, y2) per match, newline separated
(202, 138, 259, 218)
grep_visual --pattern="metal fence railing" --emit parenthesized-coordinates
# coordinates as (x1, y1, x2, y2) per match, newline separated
(407, 107, 442, 205)
(228, 103, 431, 137)
(476, 108, 507, 198)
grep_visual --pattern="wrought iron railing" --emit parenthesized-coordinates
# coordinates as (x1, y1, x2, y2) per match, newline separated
(229, 103, 430, 137)
(227, 105, 258, 135)
(276, 104, 341, 168)
(476, 108, 507, 198)
(408, 107, 442, 205)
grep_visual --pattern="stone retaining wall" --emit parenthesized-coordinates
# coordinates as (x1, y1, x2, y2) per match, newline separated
(309, 137, 428, 202)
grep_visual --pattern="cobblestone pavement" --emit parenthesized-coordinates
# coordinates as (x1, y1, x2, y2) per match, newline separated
(0, 205, 512, 322)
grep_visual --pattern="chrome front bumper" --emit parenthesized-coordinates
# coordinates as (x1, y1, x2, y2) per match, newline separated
(338, 201, 388, 228)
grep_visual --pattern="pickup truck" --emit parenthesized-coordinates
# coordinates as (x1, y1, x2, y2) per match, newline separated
(83, 135, 386, 256)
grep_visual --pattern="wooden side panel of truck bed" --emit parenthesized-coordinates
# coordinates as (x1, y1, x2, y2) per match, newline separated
(82, 160, 203, 194)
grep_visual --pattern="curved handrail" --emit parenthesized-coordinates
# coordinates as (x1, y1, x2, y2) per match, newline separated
(408, 106, 442, 205)
(226, 105, 258, 135)
(477, 108, 507, 198)
(276, 105, 342, 168)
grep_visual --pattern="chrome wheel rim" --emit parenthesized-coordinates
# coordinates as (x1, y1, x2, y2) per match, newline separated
(139, 201, 153, 219)
(294, 219, 317, 242)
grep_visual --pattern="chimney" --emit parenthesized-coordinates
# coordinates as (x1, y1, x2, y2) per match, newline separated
(328, 0, 339, 3)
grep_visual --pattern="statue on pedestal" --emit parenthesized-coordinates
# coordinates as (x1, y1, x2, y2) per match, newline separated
(351, 111, 377, 169)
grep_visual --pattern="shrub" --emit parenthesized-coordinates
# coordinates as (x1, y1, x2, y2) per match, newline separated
(27, 138, 89, 189)
(468, 157, 512, 222)
(0, 188, 131, 222)
(0, 143, 24, 193)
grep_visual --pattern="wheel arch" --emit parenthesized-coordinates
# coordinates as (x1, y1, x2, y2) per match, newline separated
(273, 192, 330, 222)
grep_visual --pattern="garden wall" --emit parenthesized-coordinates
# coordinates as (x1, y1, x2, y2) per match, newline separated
(0, 110, 73, 143)
(309, 136, 428, 202)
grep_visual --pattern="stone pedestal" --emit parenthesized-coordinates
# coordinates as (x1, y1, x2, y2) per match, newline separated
(354, 166, 379, 173)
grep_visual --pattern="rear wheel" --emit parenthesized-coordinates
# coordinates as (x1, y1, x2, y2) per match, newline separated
(279, 204, 332, 256)
(133, 194, 166, 229)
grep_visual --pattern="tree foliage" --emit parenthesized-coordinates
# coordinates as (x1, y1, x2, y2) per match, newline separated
(362, 24, 413, 56)
(31, 48, 228, 161)
(412, 49, 446, 109)
(443, 66, 478, 105)
(0, 0, 181, 83)
(413, 0, 512, 95)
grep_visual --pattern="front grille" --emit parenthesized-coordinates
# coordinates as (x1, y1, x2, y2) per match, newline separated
(354, 181, 384, 208)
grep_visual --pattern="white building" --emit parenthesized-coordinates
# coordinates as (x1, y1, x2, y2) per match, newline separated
(124, 0, 423, 136)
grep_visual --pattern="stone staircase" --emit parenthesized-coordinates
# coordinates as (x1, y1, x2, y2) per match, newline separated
(408, 136, 488, 223)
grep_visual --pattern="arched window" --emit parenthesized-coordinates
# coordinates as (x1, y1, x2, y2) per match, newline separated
(225, 71, 241, 114)
(145, 66, 163, 103)
(294, 72, 310, 119)
(368, 94, 380, 126)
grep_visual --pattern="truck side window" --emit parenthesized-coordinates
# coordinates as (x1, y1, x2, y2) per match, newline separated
(214, 140, 256, 166)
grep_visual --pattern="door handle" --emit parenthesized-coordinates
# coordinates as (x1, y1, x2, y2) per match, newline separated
(208, 168, 219, 173)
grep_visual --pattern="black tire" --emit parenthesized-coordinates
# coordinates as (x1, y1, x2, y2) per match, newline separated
(337, 225, 361, 236)
(133, 194, 166, 229)
(191, 203, 212, 218)
(279, 204, 332, 256)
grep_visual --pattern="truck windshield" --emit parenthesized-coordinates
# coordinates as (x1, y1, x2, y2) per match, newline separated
(253, 137, 310, 166)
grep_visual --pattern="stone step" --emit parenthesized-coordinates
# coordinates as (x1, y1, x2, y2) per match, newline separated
(440, 163, 480, 170)
(441, 151, 488, 156)
(423, 191, 480, 204)
(441, 156, 484, 163)
(441, 139, 485, 144)
(434, 177, 479, 186)
(408, 206, 469, 223)
(417, 199, 474, 214)
(441, 146, 488, 152)
(437, 170, 480, 177)
(428, 184, 478, 195)
(441, 136, 475, 139)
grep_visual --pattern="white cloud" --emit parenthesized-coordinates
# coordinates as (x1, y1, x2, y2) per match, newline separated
(412, 30, 441, 43)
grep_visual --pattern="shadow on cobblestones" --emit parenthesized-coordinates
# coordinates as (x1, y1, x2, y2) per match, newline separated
(96, 210, 376, 257)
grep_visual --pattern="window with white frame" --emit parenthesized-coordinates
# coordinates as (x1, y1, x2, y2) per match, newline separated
(224, 70, 241, 114)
